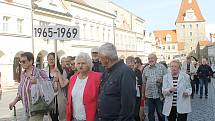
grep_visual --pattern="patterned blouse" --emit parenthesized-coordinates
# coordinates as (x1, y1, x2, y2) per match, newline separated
(17, 67, 48, 116)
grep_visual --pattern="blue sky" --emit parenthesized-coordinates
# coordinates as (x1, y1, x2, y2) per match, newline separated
(111, 0, 215, 31)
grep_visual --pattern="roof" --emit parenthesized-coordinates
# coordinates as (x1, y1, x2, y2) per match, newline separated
(199, 40, 212, 46)
(210, 33, 215, 38)
(153, 30, 177, 44)
(68, 0, 88, 5)
(176, 0, 205, 23)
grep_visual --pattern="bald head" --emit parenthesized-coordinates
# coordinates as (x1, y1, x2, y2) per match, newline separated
(148, 53, 157, 66)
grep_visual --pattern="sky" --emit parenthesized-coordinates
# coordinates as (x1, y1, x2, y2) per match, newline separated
(111, 0, 215, 31)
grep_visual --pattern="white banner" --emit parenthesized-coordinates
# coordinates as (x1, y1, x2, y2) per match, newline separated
(33, 25, 80, 40)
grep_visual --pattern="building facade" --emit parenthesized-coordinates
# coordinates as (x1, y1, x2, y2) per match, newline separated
(110, 2, 145, 60)
(0, 0, 32, 86)
(33, 0, 115, 69)
(175, 0, 207, 54)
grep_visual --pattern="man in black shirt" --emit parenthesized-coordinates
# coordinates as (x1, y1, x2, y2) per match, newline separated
(96, 43, 136, 121)
(197, 58, 213, 98)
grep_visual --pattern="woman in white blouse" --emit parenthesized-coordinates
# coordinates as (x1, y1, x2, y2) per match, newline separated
(162, 60, 192, 121)
(66, 52, 101, 121)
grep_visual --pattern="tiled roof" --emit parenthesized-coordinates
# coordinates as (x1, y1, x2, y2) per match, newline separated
(153, 30, 177, 44)
(199, 40, 212, 46)
(210, 33, 215, 38)
(176, 0, 205, 23)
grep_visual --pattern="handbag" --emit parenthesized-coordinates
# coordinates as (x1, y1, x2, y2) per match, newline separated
(30, 68, 55, 112)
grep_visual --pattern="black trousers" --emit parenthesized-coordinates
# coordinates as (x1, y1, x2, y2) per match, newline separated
(134, 97, 141, 121)
(167, 106, 187, 121)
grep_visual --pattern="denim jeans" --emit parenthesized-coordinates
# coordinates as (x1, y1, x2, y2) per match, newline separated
(147, 98, 165, 121)
(199, 78, 209, 97)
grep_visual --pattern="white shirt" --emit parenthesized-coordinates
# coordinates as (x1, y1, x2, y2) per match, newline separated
(72, 76, 88, 120)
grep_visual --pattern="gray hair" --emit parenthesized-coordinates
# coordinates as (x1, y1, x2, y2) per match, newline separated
(75, 52, 93, 70)
(99, 43, 118, 60)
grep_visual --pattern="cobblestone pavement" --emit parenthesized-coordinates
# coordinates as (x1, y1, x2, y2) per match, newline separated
(0, 79, 215, 121)
(187, 78, 215, 121)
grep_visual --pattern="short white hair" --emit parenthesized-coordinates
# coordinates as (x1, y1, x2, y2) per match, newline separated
(99, 43, 118, 60)
(75, 52, 93, 70)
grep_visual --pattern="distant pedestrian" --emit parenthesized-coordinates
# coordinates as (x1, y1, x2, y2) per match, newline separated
(181, 56, 196, 98)
(134, 57, 144, 73)
(96, 43, 136, 121)
(162, 60, 192, 121)
(126, 56, 143, 121)
(91, 47, 105, 72)
(66, 56, 76, 80)
(197, 58, 213, 99)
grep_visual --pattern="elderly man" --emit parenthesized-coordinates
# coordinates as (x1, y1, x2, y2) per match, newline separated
(140, 53, 167, 121)
(96, 43, 136, 121)
(91, 47, 105, 72)
(197, 58, 213, 99)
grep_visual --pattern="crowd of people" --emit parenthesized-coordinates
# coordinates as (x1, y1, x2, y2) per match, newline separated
(8, 42, 215, 121)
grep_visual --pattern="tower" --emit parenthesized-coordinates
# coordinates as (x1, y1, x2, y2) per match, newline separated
(175, 0, 206, 55)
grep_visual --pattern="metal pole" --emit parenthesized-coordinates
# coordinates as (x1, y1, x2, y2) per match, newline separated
(31, 0, 34, 54)
(54, 40, 57, 69)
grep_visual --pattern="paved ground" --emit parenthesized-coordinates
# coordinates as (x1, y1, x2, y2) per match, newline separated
(0, 79, 215, 121)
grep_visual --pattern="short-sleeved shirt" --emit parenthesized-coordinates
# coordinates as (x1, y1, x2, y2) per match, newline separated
(142, 63, 167, 99)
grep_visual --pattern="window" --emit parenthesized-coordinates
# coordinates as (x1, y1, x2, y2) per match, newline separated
(190, 32, 192, 36)
(17, 19, 23, 33)
(182, 25, 185, 29)
(39, 21, 50, 26)
(90, 25, 93, 40)
(172, 45, 175, 50)
(168, 45, 170, 50)
(103, 28, 105, 41)
(3, 16, 10, 32)
(191, 47, 193, 50)
(83, 24, 86, 39)
(97, 26, 99, 40)
(108, 29, 110, 41)
(190, 24, 192, 29)
(196, 24, 198, 28)
(163, 46, 165, 50)
(166, 34, 172, 42)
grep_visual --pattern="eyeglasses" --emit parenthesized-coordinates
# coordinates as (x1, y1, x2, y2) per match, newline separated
(19, 60, 27, 64)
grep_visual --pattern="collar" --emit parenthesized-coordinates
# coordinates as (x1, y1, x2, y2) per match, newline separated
(107, 60, 123, 72)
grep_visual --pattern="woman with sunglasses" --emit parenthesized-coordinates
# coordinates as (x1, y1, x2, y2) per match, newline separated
(9, 52, 50, 121)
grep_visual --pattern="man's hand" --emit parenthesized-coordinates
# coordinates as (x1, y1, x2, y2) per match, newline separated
(156, 79, 162, 86)
(169, 87, 177, 93)
(183, 92, 189, 97)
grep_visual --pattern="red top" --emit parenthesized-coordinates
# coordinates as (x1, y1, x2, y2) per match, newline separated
(66, 71, 101, 121)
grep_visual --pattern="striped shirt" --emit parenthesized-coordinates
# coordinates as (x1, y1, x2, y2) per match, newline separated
(187, 64, 190, 74)
(17, 67, 49, 116)
(172, 77, 178, 106)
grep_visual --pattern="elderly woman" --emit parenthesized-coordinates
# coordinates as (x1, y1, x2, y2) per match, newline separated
(66, 52, 101, 121)
(162, 60, 192, 121)
(125, 56, 144, 121)
(46, 52, 69, 121)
